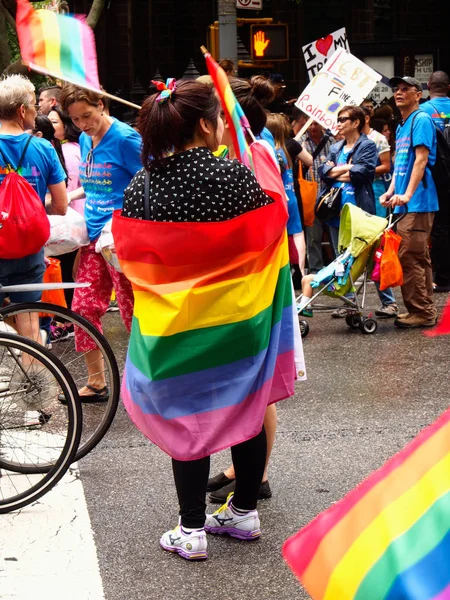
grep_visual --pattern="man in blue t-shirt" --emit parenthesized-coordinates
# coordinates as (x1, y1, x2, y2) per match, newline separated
(380, 76, 438, 329)
(420, 71, 450, 292)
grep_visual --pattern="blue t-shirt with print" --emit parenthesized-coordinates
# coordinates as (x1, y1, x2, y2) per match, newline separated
(393, 110, 438, 213)
(420, 97, 450, 131)
(0, 133, 65, 201)
(79, 119, 142, 240)
(277, 148, 302, 234)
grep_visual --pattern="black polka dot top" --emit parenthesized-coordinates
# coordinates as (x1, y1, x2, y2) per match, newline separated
(122, 147, 273, 222)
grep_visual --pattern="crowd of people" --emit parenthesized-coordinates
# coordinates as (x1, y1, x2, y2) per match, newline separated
(0, 65, 449, 560)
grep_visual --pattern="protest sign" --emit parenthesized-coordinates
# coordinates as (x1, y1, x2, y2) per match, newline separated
(302, 28, 350, 80)
(295, 49, 380, 134)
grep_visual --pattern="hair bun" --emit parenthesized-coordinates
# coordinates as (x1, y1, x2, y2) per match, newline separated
(249, 76, 275, 107)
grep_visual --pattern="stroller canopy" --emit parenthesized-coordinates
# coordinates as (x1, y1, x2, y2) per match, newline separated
(338, 203, 388, 258)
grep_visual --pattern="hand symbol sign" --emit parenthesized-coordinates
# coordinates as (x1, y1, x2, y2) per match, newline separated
(254, 31, 270, 57)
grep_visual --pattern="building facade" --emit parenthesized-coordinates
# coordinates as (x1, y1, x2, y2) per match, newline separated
(73, 0, 449, 105)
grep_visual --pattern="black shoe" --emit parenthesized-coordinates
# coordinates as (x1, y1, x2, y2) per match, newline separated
(209, 480, 272, 504)
(433, 284, 450, 293)
(206, 471, 234, 492)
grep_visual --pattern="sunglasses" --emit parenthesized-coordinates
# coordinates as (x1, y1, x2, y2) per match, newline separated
(337, 116, 352, 124)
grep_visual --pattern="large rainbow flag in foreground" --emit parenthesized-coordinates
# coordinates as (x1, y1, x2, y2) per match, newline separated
(283, 407, 450, 599)
(16, 0, 100, 91)
(112, 148, 304, 461)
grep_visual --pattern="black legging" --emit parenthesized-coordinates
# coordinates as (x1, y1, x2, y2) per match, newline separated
(172, 427, 267, 529)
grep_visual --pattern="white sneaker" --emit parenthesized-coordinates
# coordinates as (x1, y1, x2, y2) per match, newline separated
(205, 493, 261, 540)
(160, 522, 207, 561)
(24, 411, 42, 427)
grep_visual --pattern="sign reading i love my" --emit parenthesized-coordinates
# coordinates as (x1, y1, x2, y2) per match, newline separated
(302, 28, 350, 80)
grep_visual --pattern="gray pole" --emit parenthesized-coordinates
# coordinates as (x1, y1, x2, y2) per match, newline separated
(218, 0, 237, 66)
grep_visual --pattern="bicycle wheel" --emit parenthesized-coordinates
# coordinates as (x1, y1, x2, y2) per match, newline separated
(0, 332, 81, 513)
(0, 302, 120, 463)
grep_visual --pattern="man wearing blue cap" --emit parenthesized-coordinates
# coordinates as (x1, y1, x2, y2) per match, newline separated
(380, 76, 438, 328)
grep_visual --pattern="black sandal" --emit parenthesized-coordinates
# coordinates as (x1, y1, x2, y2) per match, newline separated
(78, 384, 110, 404)
(59, 384, 109, 405)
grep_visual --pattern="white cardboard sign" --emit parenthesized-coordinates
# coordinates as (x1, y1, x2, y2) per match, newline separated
(302, 28, 350, 80)
(295, 49, 381, 134)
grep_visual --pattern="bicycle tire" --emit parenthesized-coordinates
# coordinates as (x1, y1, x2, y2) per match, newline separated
(0, 302, 120, 464)
(0, 332, 81, 513)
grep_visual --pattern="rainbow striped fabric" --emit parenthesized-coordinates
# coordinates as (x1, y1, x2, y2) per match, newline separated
(16, 0, 100, 91)
(113, 175, 303, 461)
(203, 49, 253, 170)
(283, 408, 450, 600)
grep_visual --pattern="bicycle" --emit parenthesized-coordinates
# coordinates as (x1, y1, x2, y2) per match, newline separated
(0, 330, 82, 513)
(0, 282, 121, 469)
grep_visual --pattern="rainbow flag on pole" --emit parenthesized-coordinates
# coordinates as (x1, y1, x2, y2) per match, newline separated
(112, 170, 304, 461)
(283, 408, 450, 600)
(202, 48, 253, 170)
(16, 0, 100, 91)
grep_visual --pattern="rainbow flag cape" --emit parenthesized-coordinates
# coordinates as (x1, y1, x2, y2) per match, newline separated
(283, 408, 450, 600)
(202, 49, 253, 170)
(112, 159, 304, 461)
(16, 0, 100, 92)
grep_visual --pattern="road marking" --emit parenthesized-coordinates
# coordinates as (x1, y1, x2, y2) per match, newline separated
(0, 464, 104, 600)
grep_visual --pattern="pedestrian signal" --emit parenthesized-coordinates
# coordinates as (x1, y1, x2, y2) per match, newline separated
(250, 24, 288, 61)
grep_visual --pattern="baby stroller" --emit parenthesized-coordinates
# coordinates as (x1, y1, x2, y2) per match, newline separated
(297, 203, 398, 338)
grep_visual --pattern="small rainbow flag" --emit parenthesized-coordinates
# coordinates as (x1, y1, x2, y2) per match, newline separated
(202, 48, 253, 170)
(16, 0, 100, 92)
(283, 408, 450, 600)
(112, 159, 304, 461)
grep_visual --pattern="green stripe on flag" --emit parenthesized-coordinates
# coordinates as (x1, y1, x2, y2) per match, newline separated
(354, 491, 450, 600)
(128, 263, 292, 381)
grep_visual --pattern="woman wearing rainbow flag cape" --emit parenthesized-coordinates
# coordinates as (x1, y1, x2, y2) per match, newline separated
(113, 79, 303, 561)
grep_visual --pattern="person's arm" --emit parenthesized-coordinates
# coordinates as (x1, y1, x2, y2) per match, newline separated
(389, 146, 429, 207)
(47, 181, 68, 215)
(380, 174, 396, 205)
(347, 142, 377, 184)
(67, 187, 85, 203)
(297, 147, 313, 168)
(375, 150, 390, 176)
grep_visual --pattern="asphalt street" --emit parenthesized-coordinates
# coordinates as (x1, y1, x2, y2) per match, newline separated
(76, 286, 450, 600)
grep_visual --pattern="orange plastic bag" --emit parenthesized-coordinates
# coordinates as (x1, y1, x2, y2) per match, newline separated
(380, 229, 403, 290)
(298, 167, 318, 228)
(40, 257, 67, 317)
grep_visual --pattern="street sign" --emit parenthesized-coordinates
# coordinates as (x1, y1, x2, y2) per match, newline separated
(237, 0, 262, 9)
(250, 24, 288, 61)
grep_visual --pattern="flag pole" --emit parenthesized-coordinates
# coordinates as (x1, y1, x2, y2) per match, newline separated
(23, 62, 142, 110)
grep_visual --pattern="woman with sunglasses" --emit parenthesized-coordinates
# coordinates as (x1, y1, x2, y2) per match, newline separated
(319, 105, 377, 253)
(61, 85, 142, 403)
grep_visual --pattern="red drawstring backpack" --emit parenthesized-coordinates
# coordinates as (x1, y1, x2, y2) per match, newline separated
(0, 137, 50, 259)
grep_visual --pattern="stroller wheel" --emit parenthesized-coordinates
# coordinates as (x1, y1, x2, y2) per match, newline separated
(299, 320, 309, 338)
(345, 314, 361, 329)
(359, 317, 378, 334)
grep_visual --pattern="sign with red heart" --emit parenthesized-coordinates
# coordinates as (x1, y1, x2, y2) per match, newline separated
(315, 35, 333, 57)
(302, 28, 350, 80)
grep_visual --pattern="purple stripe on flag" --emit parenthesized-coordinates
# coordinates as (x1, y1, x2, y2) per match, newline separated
(125, 304, 294, 419)
(121, 349, 295, 460)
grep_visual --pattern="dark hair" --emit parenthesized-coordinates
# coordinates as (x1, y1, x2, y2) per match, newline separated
(61, 84, 103, 111)
(229, 76, 274, 135)
(48, 106, 81, 143)
(138, 79, 220, 169)
(337, 105, 365, 133)
(370, 118, 388, 134)
(33, 115, 68, 178)
(38, 85, 62, 103)
(361, 106, 372, 118)
(428, 70, 449, 93)
(219, 59, 235, 75)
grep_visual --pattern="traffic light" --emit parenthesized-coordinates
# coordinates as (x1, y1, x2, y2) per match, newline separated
(250, 24, 289, 61)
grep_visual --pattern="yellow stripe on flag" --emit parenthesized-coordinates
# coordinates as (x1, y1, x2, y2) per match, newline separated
(37, 10, 62, 75)
(322, 453, 450, 600)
